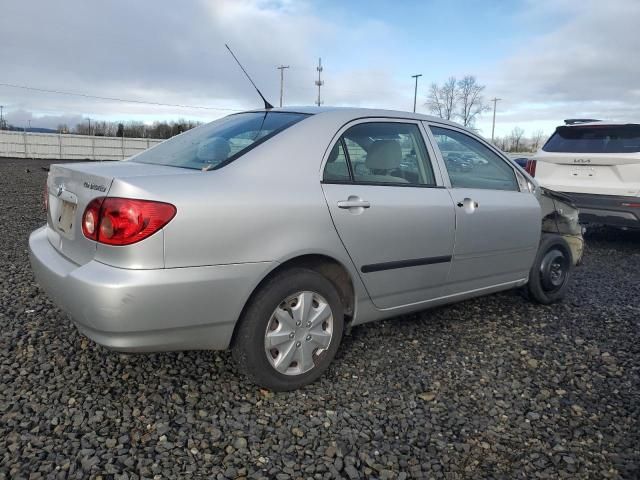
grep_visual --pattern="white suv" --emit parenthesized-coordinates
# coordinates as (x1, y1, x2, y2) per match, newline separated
(532, 120, 640, 228)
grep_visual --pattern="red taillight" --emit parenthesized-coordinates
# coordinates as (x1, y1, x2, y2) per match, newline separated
(81, 197, 176, 246)
(82, 198, 103, 240)
(621, 202, 640, 208)
(524, 159, 537, 177)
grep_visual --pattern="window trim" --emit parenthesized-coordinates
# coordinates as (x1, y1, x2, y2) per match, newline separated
(424, 122, 523, 192)
(321, 118, 444, 188)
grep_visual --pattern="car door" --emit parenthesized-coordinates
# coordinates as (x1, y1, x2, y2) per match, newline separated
(321, 119, 456, 309)
(426, 124, 541, 295)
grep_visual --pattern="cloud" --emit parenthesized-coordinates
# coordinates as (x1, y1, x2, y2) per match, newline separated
(481, 0, 640, 135)
(0, 0, 407, 127)
(0, 1, 326, 123)
(1, 0, 635, 137)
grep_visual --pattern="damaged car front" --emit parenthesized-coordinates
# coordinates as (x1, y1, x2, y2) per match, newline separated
(539, 187, 585, 266)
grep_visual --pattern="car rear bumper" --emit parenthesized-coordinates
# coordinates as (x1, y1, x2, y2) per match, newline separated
(560, 192, 640, 228)
(28, 226, 273, 352)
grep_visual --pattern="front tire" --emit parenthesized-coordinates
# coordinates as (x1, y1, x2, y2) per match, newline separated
(527, 234, 573, 305)
(232, 268, 344, 391)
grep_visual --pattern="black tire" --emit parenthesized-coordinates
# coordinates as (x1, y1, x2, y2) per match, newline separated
(527, 234, 573, 305)
(232, 268, 344, 391)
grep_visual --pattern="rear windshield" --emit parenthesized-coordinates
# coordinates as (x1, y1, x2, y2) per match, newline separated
(131, 111, 309, 170)
(543, 124, 640, 154)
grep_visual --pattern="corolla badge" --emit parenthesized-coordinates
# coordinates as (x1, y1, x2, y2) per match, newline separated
(83, 181, 107, 192)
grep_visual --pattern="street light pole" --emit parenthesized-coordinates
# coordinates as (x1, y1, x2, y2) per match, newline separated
(411, 74, 422, 113)
(491, 97, 502, 142)
(277, 65, 290, 108)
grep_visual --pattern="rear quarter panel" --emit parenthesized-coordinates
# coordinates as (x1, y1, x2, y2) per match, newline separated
(107, 114, 365, 290)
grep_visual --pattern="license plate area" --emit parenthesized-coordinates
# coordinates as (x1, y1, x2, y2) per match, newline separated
(570, 165, 596, 178)
(55, 200, 77, 237)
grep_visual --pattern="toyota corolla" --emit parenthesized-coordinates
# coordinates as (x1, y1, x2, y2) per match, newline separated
(29, 107, 583, 390)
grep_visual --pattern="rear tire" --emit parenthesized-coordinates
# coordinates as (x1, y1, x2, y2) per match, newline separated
(527, 234, 573, 305)
(232, 268, 344, 391)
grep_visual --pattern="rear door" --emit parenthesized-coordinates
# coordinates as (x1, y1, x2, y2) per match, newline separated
(534, 124, 640, 197)
(426, 124, 541, 295)
(321, 119, 456, 309)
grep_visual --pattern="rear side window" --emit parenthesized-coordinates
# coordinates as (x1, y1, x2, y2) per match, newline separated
(543, 125, 640, 153)
(323, 122, 436, 186)
(132, 112, 308, 170)
(324, 141, 351, 182)
(430, 126, 518, 191)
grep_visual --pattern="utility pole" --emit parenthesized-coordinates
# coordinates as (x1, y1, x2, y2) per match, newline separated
(491, 97, 502, 142)
(0, 105, 4, 130)
(277, 65, 290, 107)
(411, 74, 422, 113)
(315, 58, 324, 107)
(88, 117, 91, 136)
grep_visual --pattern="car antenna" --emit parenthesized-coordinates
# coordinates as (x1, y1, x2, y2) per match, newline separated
(225, 44, 274, 110)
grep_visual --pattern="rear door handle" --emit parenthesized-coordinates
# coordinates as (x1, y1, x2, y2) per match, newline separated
(338, 200, 370, 209)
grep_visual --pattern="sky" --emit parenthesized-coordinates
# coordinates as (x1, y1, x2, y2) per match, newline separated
(1, 0, 638, 139)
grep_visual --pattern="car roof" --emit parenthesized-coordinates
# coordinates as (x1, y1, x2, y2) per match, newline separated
(243, 106, 464, 128)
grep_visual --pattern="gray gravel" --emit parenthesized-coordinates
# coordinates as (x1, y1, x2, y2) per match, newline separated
(1, 158, 639, 479)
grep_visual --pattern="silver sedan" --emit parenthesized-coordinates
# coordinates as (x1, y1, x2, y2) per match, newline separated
(29, 107, 583, 390)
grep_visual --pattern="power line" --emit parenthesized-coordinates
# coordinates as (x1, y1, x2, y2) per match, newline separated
(0, 82, 243, 112)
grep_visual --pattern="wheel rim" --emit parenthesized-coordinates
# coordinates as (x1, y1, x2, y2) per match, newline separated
(539, 248, 569, 292)
(264, 291, 334, 376)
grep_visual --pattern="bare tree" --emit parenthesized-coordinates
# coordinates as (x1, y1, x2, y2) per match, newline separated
(493, 136, 509, 152)
(530, 129, 545, 151)
(509, 127, 525, 152)
(73, 119, 202, 139)
(74, 122, 91, 135)
(457, 75, 489, 128)
(426, 77, 458, 120)
(426, 83, 444, 119)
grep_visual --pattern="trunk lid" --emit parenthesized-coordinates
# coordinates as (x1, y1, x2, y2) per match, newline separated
(533, 124, 640, 197)
(46, 161, 195, 265)
(533, 151, 640, 196)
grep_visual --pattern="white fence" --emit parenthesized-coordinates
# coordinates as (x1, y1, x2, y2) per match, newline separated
(0, 130, 163, 161)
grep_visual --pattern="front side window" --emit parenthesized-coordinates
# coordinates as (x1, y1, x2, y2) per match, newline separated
(430, 126, 518, 191)
(323, 122, 435, 185)
(543, 125, 640, 153)
(132, 111, 308, 170)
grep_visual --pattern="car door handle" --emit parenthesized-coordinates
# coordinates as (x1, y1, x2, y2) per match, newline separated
(338, 199, 371, 209)
(457, 198, 479, 210)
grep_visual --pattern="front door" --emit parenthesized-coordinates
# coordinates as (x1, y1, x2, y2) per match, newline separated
(321, 120, 456, 309)
(427, 125, 541, 295)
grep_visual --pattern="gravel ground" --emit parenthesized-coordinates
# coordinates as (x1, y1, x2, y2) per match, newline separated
(1, 157, 639, 479)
